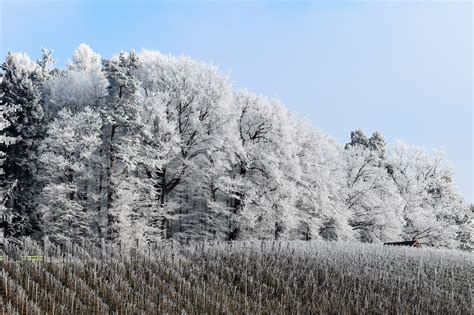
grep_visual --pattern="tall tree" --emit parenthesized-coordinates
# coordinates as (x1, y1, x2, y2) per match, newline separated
(135, 50, 238, 240)
(101, 50, 140, 241)
(0, 52, 46, 238)
(110, 94, 179, 247)
(388, 141, 471, 247)
(233, 91, 301, 240)
(0, 91, 17, 241)
(344, 130, 404, 243)
(37, 107, 102, 244)
(293, 121, 352, 241)
(44, 44, 108, 235)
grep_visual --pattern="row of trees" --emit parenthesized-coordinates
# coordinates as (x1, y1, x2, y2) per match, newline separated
(0, 45, 472, 250)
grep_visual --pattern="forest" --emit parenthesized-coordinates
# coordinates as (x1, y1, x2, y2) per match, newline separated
(0, 44, 472, 251)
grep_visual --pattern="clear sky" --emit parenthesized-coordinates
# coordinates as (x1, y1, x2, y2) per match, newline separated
(1, 0, 472, 202)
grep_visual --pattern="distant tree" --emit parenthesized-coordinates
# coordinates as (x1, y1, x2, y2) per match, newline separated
(346, 129, 369, 148)
(368, 131, 387, 159)
(346, 129, 387, 159)
(36, 48, 57, 83)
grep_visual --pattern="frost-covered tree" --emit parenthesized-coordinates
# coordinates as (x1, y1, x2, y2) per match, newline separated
(388, 141, 470, 248)
(0, 52, 46, 238)
(101, 50, 141, 241)
(344, 130, 404, 243)
(36, 48, 57, 84)
(38, 107, 102, 244)
(135, 50, 238, 240)
(110, 94, 180, 247)
(0, 98, 17, 241)
(37, 44, 109, 242)
(345, 129, 387, 159)
(456, 204, 473, 251)
(293, 121, 352, 241)
(46, 44, 107, 115)
(232, 91, 301, 240)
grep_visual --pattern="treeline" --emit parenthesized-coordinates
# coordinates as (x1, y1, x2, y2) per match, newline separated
(0, 45, 472, 250)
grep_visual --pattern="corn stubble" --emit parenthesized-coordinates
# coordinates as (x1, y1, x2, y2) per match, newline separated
(0, 240, 472, 314)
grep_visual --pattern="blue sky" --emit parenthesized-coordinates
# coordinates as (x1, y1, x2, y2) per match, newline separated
(0, 0, 472, 202)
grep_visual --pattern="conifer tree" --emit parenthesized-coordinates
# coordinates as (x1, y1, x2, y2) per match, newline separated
(101, 51, 140, 241)
(0, 52, 46, 238)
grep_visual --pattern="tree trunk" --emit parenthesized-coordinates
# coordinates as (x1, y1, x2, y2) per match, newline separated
(158, 168, 168, 239)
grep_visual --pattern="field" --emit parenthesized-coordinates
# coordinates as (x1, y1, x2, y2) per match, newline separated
(0, 240, 472, 314)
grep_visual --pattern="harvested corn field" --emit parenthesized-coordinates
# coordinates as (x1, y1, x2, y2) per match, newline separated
(0, 240, 472, 314)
